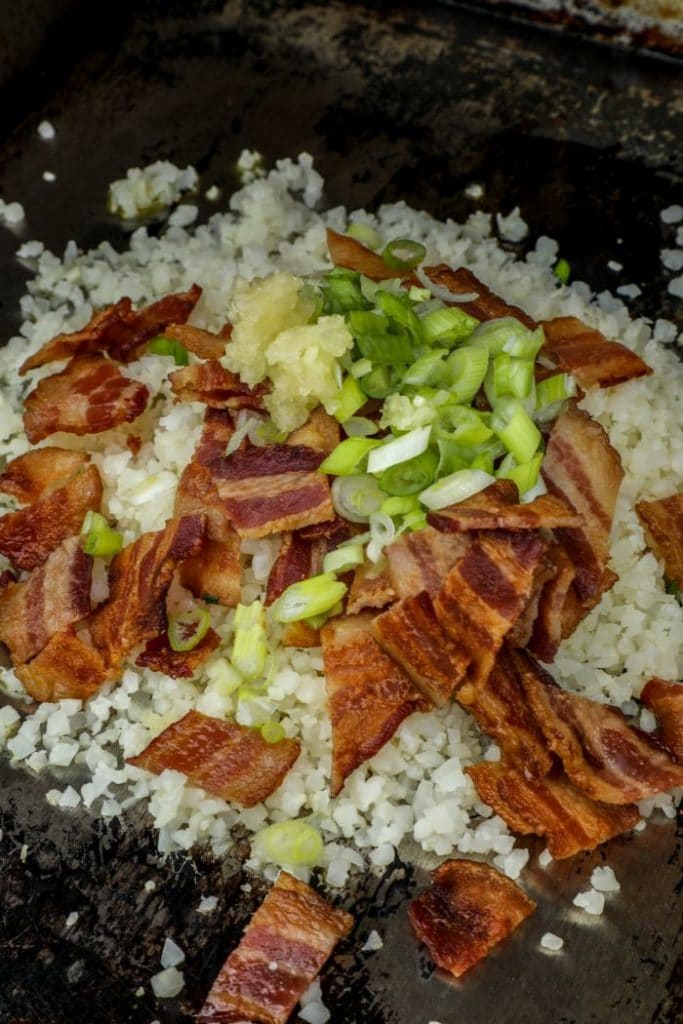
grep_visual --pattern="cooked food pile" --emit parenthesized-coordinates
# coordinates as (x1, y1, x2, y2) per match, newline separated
(0, 155, 681, 1003)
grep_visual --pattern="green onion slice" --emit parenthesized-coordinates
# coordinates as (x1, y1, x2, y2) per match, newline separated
(168, 607, 211, 652)
(272, 573, 348, 623)
(379, 448, 438, 496)
(253, 820, 324, 868)
(380, 494, 421, 517)
(536, 372, 576, 409)
(331, 474, 384, 523)
(347, 221, 382, 250)
(319, 437, 381, 476)
(382, 238, 427, 271)
(148, 335, 189, 366)
(332, 375, 366, 423)
(375, 290, 423, 342)
(367, 425, 431, 475)
(350, 356, 373, 379)
(260, 721, 286, 744)
(469, 317, 532, 357)
(497, 452, 543, 495)
(421, 306, 479, 346)
(554, 258, 571, 285)
(80, 510, 123, 557)
(342, 416, 379, 437)
(367, 510, 396, 563)
(402, 349, 449, 387)
(490, 397, 542, 464)
(322, 543, 365, 575)
(419, 468, 496, 511)
(445, 345, 489, 403)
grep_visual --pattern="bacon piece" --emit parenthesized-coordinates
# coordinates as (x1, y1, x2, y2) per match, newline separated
(20, 286, 202, 372)
(467, 761, 640, 859)
(23, 356, 150, 444)
(542, 402, 623, 604)
(135, 629, 220, 679)
(373, 591, 468, 707)
(427, 479, 580, 533)
(386, 526, 470, 600)
(89, 514, 204, 667)
(435, 530, 548, 699)
(409, 859, 535, 979)
(506, 550, 558, 650)
(0, 464, 102, 571)
(541, 316, 651, 390)
(197, 871, 353, 1024)
(194, 408, 235, 475)
(463, 646, 553, 776)
(527, 542, 576, 662)
(286, 407, 340, 455)
(424, 265, 537, 328)
(327, 227, 408, 281)
(169, 360, 267, 410)
(265, 519, 352, 607)
(0, 448, 90, 504)
(164, 322, 226, 360)
(636, 491, 683, 589)
(347, 560, 396, 614)
(321, 614, 427, 796)
(128, 709, 300, 806)
(0, 537, 92, 664)
(641, 678, 683, 761)
(16, 626, 110, 702)
(174, 462, 241, 607)
(514, 649, 683, 804)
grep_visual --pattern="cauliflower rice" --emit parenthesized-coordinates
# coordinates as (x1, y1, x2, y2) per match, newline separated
(0, 153, 681, 886)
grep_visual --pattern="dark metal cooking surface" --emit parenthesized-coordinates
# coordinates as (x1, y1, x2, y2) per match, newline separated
(0, 2, 681, 1022)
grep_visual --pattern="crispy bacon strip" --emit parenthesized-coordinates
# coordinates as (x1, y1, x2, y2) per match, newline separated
(193, 408, 235, 474)
(409, 859, 535, 978)
(169, 360, 267, 410)
(23, 356, 149, 444)
(542, 401, 623, 604)
(197, 871, 353, 1024)
(89, 514, 204, 667)
(347, 560, 396, 615)
(0, 448, 90, 504)
(0, 464, 102, 571)
(16, 626, 110, 702)
(265, 519, 352, 607)
(467, 761, 640, 859)
(527, 542, 576, 662)
(0, 536, 92, 664)
(135, 629, 220, 679)
(636, 491, 683, 589)
(514, 648, 683, 803)
(541, 316, 651, 389)
(424, 265, 537, 328)
(435, 530, 548, 699)
(20, 286, 201, 372)
(463, 646, 553, 776)
(373, 591, 469, 707)
(321, 614, 427, 796)
(386, 526, 470, 600)
(327, 227, 409, 280)
(641, 678, 683, 762)
(427, 479, 580, 533)
(286, 407, 340, 455)
(128, 709, 300, 807)
(164, 322, 226, 360)
(174, 462, 241, 607)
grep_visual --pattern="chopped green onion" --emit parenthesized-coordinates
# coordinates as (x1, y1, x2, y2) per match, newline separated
(382, 238, 426, 271)
(420, 306, 479, 346)
(236, 687, 276, 727)
(419, 468, 496, 510)
(148, 335, 189, 366)
(347, 221, 382, 250)
(379, 448, 438, 496)
(380, 494, 421, 517)
(231, 601, 268, 681)
(80, 510, 123, 557)
(402, 349, 448, 387)
(490, 397, 542, 464)
(507, 358, 534, 399)
(350, 310, 414, 365)
(260, 721, 286, 744)
(469, 317, 533, 357)
(359, 274, 403, 304)
(272, 573, 348, 623)
(367, 510, 396, 563)
(319, 436, 381, 476)
(332, 474, 385, 523)
(253, 820, 324, 868)
(343, 416, 379, 437)
(554, 258, 571, 285)
(367, 425, 431, 475)
(205, 657, 242, 696)
(305, 601, 344, 630)
(497, 452, 543, 494)
(445, 345, 489, 403)
(322, 543, 365, 575)
(403, 508, 427, 531)
(168, 607, 211, 652)
(408, 285, 432, 302)
(359, 365, 396, 399)
(436, 406, 493, 447)
(380, 393, 436, 432)
(350, 357, 373, 379)
(332, 375, 366, 423)
(320, 268, 368, 315)
(375, 290, 423, 343)
(536, 372, 576, 409)
(502, 325, 544, 360)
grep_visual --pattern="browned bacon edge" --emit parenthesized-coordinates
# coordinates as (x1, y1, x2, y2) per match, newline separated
(169, 360, 268, 410)
(16, 626, 110, 702)
(164, 323, 226, 360)
(541, 316, 652, 390)
(197, 871, 353, 1024)
(641, 678, 683, 762)
(636, 491, 683, 590)
(0, 448, 90, 504)
(135, 629, 220, 679)
(128, 709, 300, 807)
(408, 859, 535, 978)
(386, 527, 470, 600)
(425, 265, 537, 328)
(326, 228, 413, 281)
(427, 479, 580, 534)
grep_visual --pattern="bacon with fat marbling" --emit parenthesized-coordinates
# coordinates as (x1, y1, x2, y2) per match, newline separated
(641, 678, 683, 762)
(321, 613, 427, 796)
(512, 648, 683, 803)
(408, 859, 535, 979)
(346, 560, 396, 615)
(169, 360, 268, 410)
(467, 760, 640, 859)
(0, 536, 92, 664)
(128, 709, 300, 807)
(0, 464, 102, 571)
(386, 526, 470, 600)
(197, 871, 353, 1024)
(16, 626, 110, 702)
(89, 514, 204, 668)
(427, 479, 580, 533)
(0, 447, 90, 504)
(424, 265, 537, 329)
(19, 285, 202, 372)
(636, 491, 683, 589)
(23, 356, 150, 444)
(527, 542, 576, 662)
(265, 520, 351, 607)
(135, 629, 220, 679)
(163, 322, 227, 360)
(542, 401, 623, 605)
(540, 316, 651, 390)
